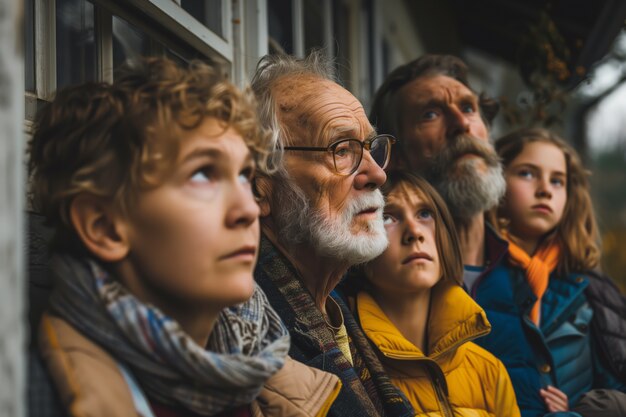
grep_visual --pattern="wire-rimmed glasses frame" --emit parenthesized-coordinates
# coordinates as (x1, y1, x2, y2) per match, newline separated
(283, 134, 396, 175)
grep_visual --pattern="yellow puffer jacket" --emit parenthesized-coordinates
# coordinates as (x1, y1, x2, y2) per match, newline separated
(356, 281, 520, 417)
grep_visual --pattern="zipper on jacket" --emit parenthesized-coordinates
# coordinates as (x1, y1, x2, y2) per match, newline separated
(430, 367, 454, 417)
(382, 353, 455, 417)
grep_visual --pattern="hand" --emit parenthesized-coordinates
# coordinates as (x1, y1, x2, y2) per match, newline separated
(539, 385, 569, 412)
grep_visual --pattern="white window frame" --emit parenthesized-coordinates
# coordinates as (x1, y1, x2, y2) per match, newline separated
(25, 0, 278, 137)
(27, 0, 247, 110)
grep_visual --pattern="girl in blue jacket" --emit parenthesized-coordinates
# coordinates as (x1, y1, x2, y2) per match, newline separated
(474, 127, 626, 417)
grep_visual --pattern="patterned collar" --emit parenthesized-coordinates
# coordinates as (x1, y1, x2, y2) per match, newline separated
(255, 233, 415, 417)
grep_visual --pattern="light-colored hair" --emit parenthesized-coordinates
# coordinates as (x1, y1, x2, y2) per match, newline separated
(250, 50, 337, 172)
(30, 57, 269, 254)
(495, 127, 601, 273)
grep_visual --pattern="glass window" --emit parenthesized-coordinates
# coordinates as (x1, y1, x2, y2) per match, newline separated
(304, 0, 324, 54)
(181, 0, 223, 38)
(112, 15, 164, 71)
(165, 48, 191, 67)
(25, 0, 35, 92)
(333, 1, 351, 89)
(56, 0, 97, 89)
(268, 0, 293, 54)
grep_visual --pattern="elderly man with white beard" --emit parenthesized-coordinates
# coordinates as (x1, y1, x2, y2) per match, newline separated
(251, 52, 414, 417)
(369, 54, 507, 296)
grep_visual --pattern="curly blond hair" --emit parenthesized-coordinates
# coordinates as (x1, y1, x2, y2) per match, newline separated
(29, 57, 270, 254)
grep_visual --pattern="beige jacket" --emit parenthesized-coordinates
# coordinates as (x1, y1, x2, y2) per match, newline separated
(39, 313, 341, 417)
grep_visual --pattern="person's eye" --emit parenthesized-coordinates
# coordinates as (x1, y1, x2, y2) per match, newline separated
(461, 103, 476, 113)
(417, 208, 434, 220)
(334, 142, 352, 159)
(238, 166, 255, 186)
(383, 213, 397, 225)
(551, 177, 565, 187)
(422, 110, 438, 121)
(517, 169, 534, 179)
(190, 166, 214, 184)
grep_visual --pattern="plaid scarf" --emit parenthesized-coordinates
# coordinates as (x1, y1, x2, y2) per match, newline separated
(255, 234, 414, 417)
(48, 254, 290, 416)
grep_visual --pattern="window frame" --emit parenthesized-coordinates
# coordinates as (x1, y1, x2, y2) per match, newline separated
(26, 0, 239, 113)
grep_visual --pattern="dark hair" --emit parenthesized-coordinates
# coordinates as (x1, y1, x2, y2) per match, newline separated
(369, 54, 499, 139)
(495, 127, 600, 273)
(343, 170, 464, 296)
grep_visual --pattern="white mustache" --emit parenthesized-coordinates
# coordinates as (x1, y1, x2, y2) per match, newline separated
(343, 190, 385, 220)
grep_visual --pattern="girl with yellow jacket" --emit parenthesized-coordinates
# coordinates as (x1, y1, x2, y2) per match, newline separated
(341, 171, 520, 417)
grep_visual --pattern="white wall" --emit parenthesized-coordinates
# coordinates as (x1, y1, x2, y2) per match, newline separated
(0, 0, 26, 415)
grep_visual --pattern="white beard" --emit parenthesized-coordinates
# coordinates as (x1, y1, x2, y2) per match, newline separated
(272, 173, 388, 265)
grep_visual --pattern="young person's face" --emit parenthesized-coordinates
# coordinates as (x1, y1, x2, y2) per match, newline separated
(502, 141, 567, 243)
(365, 183, 441, 294)
(122, 117, 260, 311)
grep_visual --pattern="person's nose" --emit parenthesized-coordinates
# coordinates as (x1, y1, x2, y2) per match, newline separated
(225, 180, 260, 228)
(535, 175, 553, 199)
(402, 218, 425, 245)
(446, 106, 471, 140)
(353, 149, 387, 191)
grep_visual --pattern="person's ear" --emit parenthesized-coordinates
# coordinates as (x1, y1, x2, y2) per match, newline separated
(254, 176, 273, 217)
(69, 194, 131, 262)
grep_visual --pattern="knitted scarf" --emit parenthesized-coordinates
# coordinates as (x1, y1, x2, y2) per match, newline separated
(48, 254, 290, 416)
(504, 235, 560, 325)
(255, 234, 415, 417)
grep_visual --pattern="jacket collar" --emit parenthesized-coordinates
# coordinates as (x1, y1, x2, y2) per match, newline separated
(470, 223, 509, 297)
(358, 280, 491, 360)
(256, 234, 344, 354)
(484, 222, 509, 268)
(256, 233, 416, 417)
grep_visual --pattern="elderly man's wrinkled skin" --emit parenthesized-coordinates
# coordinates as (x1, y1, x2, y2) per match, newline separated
(260, 75, 388, 311)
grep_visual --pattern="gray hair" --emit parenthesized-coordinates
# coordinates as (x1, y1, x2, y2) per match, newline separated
(250, 50, 337, 172)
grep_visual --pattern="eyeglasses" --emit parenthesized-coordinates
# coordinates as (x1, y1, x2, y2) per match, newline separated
(283, 134, 396, 175)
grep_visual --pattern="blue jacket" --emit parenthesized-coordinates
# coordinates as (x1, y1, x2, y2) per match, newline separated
(473, 261, 625, 417)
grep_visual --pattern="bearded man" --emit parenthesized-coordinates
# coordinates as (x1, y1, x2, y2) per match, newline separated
(369, 54, 507, 294)
(251, 52, 414, 417)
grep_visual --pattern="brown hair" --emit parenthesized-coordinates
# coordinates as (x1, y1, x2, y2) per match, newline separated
(343, 170, 464, 295)
(380, 171, 464, 285)
(29, 57, 269, 254)
(495, 127, 600, 273)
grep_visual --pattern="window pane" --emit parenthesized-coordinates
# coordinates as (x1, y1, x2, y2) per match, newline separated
(268, 0, 293, 54)
(333, 1, 351, 89)
(113, 16, 158, 71)
(181, 0, 223, 38)
(25, 0, 35, 92)
(304, 0, 324, 54)
(56, 0, 97, 89)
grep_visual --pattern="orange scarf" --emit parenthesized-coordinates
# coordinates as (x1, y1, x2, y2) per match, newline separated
(504, 235, 561, 326)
